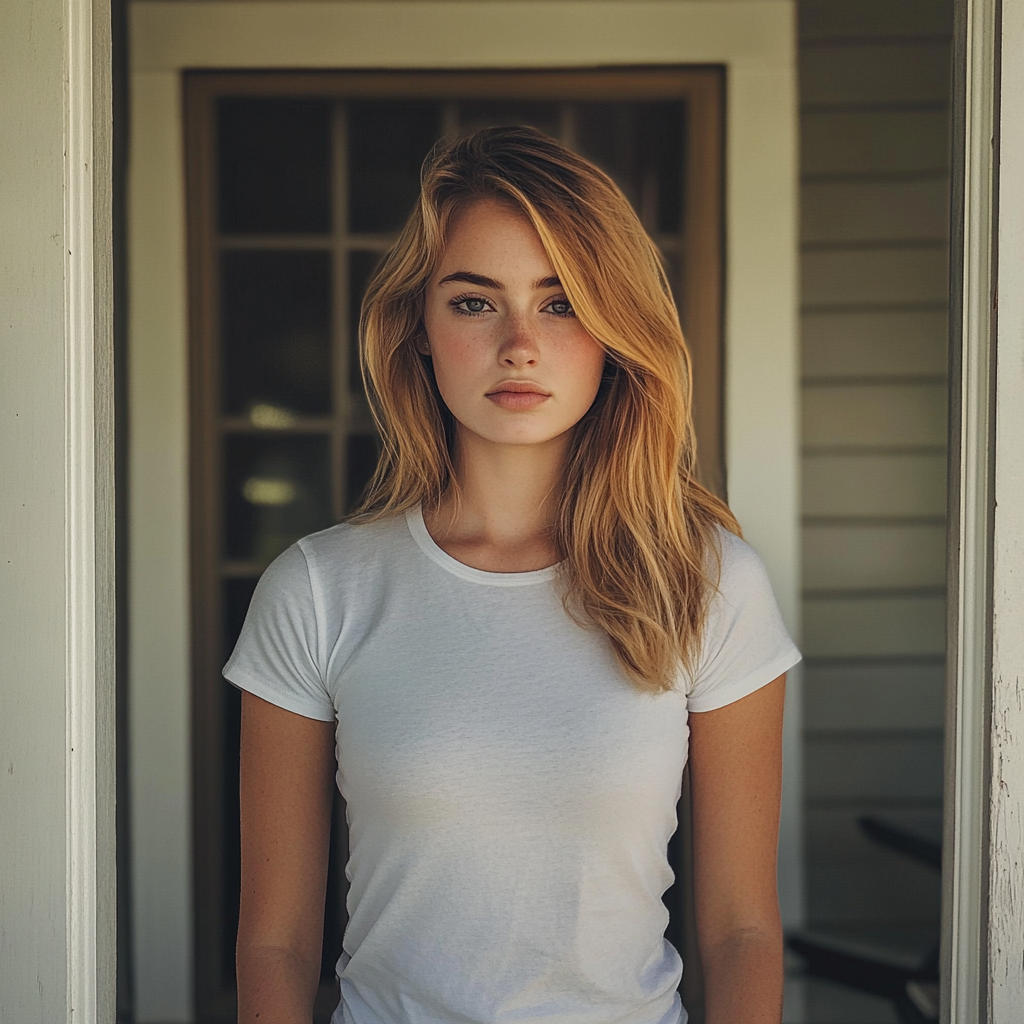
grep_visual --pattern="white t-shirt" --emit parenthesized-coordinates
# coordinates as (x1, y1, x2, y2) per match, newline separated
(224, 507, 801, 1024)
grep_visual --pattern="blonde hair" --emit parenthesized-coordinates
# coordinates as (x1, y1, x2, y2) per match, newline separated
(352, 126, 740, 693)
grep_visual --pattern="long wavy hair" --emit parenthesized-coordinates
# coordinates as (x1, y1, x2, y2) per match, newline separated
(351, 125, 740, 693)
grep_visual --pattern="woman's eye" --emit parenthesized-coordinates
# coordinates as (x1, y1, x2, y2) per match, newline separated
(451, 296, 489, 315)
(545, 298, 576, 318)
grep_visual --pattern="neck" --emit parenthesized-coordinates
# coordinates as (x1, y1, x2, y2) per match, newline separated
(425, 429, 570, 570)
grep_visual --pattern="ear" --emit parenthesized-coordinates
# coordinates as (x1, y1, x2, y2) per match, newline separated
(414, 332, 431, 356)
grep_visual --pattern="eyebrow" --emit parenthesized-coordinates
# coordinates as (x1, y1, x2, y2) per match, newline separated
(436, 271, 563, 291)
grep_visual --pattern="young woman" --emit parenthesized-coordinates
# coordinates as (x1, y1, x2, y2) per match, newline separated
(225, 126, 800, 1024)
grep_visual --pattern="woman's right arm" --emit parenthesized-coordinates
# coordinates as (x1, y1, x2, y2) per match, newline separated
(237, 690, 337, 1024)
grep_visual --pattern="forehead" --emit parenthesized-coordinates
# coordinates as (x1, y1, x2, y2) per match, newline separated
(437, 199, 551, 270)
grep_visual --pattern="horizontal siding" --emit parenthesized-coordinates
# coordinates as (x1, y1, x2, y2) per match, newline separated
(806, 733, 944, 802)
(800, 1, 953, 40)
(803, 383, 947, 449)
(803, 523, 946, 591)
(803, 595, 945, 658)
(801, 43, 951, 106)
(802, 178, 948, 244)
(802, 309, 947, 378)
(802, 246, 948, 308)
(800, 0, 951, 934)
(803, 453, 947, 518)
(802, 109, 949, 177)
(804, 660, 945, 731)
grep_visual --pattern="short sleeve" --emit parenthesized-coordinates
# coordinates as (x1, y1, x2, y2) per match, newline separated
(223, 541, 336, 722)
(685, 531, 802, 713)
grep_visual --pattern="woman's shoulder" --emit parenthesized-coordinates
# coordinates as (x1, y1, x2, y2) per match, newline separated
(707, 524, 769, 592)
(687, 524, 800, 708)
(296, 511, 410, 563)
(251, 512, 412, 620)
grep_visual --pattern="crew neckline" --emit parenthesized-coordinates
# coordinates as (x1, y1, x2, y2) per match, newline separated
(405, 505, 560, 586)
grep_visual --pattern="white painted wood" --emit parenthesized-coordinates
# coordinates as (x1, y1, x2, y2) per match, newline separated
(66, 0, 116, 1019)
(127, 72, 195, 1024)
(802, 309, 948, 379)
(943, 0, 997, 1017)
(799, 0, 952, 40)
(802, 109, 949, 176)
(797, 1, 953, 953)
(805, 662, 946, 731)
(987, 0, 1024, 1014)
(803, 383, 947, 448)
(801, 42, 951, 106)
(803, 454, 947, 518)
(719, 37, 804, 932)
(127, 2, 803, 1013)
(802, 246, 949, 307)
(803, 523, 947, 590)
(130, 0, 795, 71)
(802, 179, 949, 245)
(0, 0, 115, 1019)
(803, 595, 946, 658)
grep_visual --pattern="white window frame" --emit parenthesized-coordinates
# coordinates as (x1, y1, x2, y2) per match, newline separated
(127, 2, 800, 1019)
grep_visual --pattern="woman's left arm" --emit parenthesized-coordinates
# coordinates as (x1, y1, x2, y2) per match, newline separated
(688, 673, 787, 1024)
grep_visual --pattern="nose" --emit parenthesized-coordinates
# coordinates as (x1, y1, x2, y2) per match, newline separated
(498, 314, 539, 367)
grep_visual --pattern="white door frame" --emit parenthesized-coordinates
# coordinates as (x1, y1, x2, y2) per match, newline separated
(944, 0, 1024, 1020)
(127, 3, 800, 1018)
(0, 0, 116, 1020)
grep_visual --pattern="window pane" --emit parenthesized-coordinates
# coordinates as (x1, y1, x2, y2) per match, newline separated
(218, 98, 332, 234)
(223, 576, 259, 664)
(220, 679, 242, 986)
(221, 250, 332, 418)
(348, 101, 442, 233)
(661, 247, 684, 323)
(348, 249, 384, 395)
(457, 100, 560, 139)
(575, 101, 685, 235)
(219, 576, 255, 983)
(223, 434, 333, 563)
(347, 434, 381, 513)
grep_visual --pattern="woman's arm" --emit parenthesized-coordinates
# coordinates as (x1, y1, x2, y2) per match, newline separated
(237, 690, 337, 1024)
(688, 673, 787, 1024)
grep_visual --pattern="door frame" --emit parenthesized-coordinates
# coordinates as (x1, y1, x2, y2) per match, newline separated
(127, 2, 801, 1018)
(0, 0, 115, 1020)
(943, 0, 1024, 1019)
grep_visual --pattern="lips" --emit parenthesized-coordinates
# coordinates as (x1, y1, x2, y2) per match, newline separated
(485, 380, 551, 410)
(485, 380, 550, 396)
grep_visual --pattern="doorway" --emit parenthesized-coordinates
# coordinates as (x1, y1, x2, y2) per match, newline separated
(184, 68, 726, 1022)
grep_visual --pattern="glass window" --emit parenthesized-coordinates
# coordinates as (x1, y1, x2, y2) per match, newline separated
(218, 98, 332, 234)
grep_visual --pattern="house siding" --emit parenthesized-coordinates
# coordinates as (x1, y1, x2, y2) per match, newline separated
(798, 0, 951, 944)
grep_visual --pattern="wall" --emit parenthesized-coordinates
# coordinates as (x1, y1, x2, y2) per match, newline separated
(798, 0, 951, 945)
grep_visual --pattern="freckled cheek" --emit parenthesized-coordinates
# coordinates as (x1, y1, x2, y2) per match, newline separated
(428, 337, 495, 410)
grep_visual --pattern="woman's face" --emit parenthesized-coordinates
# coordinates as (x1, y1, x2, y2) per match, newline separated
(421, 199, 606, 453)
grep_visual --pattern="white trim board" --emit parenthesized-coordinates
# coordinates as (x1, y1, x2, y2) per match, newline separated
(987, 0, 1024, 1014)
(127, 3, 800, 1019)
(0, 0, 115, 1019)
(944, 0, 1024, 1018)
